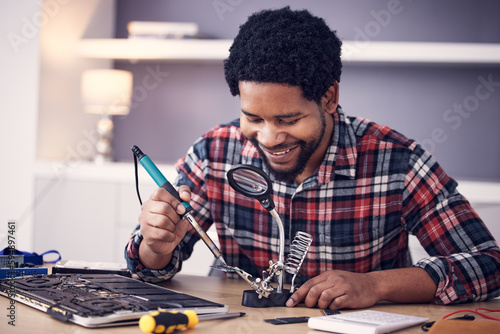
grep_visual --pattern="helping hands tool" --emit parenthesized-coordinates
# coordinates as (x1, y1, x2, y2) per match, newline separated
(131, 145, 227, 266)
(211, 231, 312, 298)
(211, 263, 281, 299)
(217, 164, 312, 307)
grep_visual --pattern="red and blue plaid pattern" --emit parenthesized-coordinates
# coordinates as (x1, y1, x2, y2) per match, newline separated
(126, 108, 500, 304)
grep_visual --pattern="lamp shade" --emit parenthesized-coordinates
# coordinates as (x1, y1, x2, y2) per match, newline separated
(81, 69, 133, 115)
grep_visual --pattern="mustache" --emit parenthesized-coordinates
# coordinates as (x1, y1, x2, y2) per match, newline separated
(250, 138, 303, 151)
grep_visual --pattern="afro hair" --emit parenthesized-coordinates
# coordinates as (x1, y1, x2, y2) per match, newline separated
(224, 6, 342, 104)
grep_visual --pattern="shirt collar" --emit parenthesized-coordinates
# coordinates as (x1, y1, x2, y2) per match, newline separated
(318, 107, 357, 184)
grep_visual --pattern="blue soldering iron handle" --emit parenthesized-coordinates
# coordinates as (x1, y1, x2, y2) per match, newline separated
(132, 145, 193, 217)
(132, 145, 227, 265)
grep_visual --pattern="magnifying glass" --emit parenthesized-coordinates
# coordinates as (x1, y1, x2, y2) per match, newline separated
(227, 164, 274, 210)
(227, 164, 285, 293)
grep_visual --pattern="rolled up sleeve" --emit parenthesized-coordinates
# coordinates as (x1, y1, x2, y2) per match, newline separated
(403, 144, 500, 304)
(124, 224, 182, 283)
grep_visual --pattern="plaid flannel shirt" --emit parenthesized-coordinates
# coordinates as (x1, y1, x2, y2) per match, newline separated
(126, 108, 500, 305)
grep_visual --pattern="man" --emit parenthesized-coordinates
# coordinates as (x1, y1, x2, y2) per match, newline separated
(126, 7, 500, 310)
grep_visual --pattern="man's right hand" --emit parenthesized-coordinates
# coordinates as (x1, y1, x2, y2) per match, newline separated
(137, 185, 192, 269)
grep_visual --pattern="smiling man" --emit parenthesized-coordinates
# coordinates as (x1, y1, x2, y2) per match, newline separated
(126, 7, 500, 309)
(239, 81, 336, 184)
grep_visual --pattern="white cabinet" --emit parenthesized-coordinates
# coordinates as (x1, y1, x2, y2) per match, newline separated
(34, 177, 119, 263)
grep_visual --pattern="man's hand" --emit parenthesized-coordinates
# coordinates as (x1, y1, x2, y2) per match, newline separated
(286, 270, 380, 310)
(138, 185, 192, 269)
(286, 268, 437, 310)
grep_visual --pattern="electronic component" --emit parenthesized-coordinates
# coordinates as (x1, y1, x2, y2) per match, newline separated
(0, 255, 24, 268)
(0, 274, 228, 328)
(0, 267, 47, 279)
(265, 316, 310, 325)
(322, 309, 341, 316)
(52, 260, 131, 277)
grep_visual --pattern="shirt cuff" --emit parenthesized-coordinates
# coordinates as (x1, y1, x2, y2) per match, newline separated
(413, 255, 469, 305)
(125, 228, 182, 283)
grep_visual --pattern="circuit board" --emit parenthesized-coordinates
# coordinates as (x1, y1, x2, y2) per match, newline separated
(0, 274, 228, 327)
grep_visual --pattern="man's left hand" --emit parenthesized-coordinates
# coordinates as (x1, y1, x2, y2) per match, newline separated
(286, 270, 380, 310)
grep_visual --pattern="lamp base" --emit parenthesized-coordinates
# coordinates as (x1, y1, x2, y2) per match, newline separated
(93, 153, 112, 164)
(241, 289, 292, 308)
(94, 118, 114, 162)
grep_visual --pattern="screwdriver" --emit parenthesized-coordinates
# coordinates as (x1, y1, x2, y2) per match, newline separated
(139, 310, 246, 333)
(131, 145, 227, 266)
(139, 310, 197, 333)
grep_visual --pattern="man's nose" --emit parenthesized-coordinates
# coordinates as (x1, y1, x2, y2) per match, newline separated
(257, 125, 285, 147)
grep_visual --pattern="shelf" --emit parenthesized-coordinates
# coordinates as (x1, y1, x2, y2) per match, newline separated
(341, 41, 500, 65)
(35, 160, 178, 183)
(78, 38, 232, 61)
(78, 38, 500, 65)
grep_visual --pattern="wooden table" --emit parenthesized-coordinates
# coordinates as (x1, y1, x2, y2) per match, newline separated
(1, 274, 499, 333)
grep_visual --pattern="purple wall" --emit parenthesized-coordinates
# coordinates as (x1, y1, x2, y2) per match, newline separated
(112, 0, 500, 181)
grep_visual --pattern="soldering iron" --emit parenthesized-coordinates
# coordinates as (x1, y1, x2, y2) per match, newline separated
(131, 145, 227, 266)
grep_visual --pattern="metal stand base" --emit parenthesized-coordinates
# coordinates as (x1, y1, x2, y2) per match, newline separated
(241, 290, 292, 308)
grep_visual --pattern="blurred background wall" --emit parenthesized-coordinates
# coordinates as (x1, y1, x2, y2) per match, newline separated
(108, 0, 500, 182)
(2, 0, 499, 263)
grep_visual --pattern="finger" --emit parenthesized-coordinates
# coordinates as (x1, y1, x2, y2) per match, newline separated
(177, 185, 192, 203)
(148, 200, 179, 221)
(328, 294, 348, 310)
(142, 221, 176, 243)
(286, 276, 323, 307)
(286, 284, 308, 307)
(138, 201, 175, 232)
(151, 188, 186, 215)
(143, 213, 175, 233)
(174, 219, 189, 238)
(302, 280, 341, 308)
(140, 212, 189, 255)
(316, 286, 346, 309)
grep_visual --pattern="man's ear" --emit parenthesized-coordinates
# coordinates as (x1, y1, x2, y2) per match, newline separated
(322, 81, 339, 114)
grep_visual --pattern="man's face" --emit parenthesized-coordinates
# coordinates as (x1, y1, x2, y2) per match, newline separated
(239, 81, 335, 183)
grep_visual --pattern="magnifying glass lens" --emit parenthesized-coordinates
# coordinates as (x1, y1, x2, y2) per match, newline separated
(231, 170, 268, 195)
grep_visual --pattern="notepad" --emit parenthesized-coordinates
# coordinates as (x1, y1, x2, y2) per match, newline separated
(308, 310, 428, 334)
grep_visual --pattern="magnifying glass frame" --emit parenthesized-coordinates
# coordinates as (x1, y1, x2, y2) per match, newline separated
(227, 164, 275, 211)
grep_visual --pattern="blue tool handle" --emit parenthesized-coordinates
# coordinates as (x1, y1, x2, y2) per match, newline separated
(160, 181, 193, 216)
(139, 156, 167, 187)
(133, 146, 192, 215)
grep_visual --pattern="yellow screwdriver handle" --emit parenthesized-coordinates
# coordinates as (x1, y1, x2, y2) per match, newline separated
(139, 310, 199, 333)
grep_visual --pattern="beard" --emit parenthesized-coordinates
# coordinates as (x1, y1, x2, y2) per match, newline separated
(250, 110, 327, 183)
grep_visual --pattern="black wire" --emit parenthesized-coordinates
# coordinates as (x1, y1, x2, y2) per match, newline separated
(421, 321, 434, 331)
(421, 314, 475, 331)
(133, 151, 142, 205)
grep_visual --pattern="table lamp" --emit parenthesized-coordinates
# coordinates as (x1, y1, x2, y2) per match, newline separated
(81, 69, 133, 163)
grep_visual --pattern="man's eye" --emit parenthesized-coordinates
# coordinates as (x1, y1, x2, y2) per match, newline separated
(247, 117, 262, 123)
(280, 119, 298, 125)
